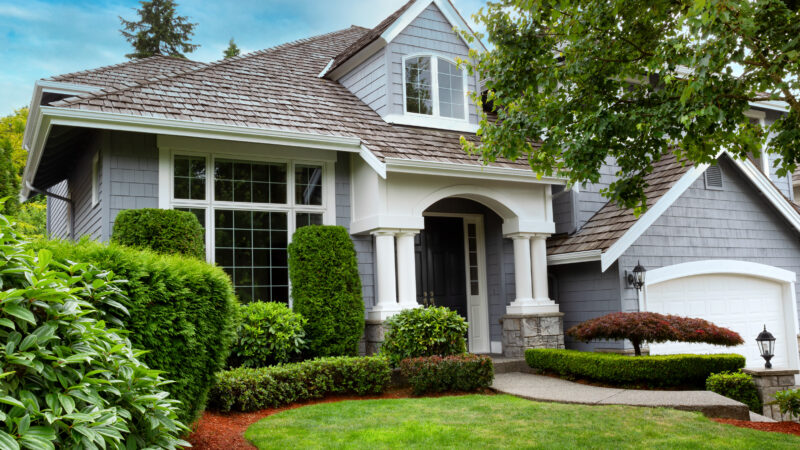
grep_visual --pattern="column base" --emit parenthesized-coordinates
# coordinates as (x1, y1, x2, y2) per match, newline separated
(362, 319, 390, 355)
(506, 298, 560, 315)
(743, 368, 800, 422)
(368, 307, 402, 321)
(501, 312, 564, 358)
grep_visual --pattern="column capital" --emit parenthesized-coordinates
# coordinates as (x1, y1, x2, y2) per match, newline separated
(507, 232, 535, 241)
(371, 229, 398, 237)
(396, 229, 420, 237)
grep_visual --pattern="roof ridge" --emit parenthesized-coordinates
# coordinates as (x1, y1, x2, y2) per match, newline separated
(45, 55, 204, 84)
(51, 26, 364, 108)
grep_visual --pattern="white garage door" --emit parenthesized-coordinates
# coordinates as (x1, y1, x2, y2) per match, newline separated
(646, 274, 789, 368)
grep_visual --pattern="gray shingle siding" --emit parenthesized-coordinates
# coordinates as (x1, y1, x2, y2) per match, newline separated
(336, 153, 375, 309)
(46, 180, 70, 239)
(575, 157, 621, 230)
(550, 261, 623, 351)
(387, 3, 479, 123)
(339, 48, 388, 117)
(618, 155, 800, 334)
(106, 132, 159, 238)
(71, 141, 102, 240)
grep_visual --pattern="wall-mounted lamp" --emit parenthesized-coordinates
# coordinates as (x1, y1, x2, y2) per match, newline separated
(625, 261, 647, 291)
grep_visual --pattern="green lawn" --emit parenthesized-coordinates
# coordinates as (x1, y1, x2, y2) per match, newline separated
(245, 394, 800, 449)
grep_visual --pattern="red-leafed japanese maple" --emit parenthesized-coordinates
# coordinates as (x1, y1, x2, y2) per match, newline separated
(566, 312, 744, 356)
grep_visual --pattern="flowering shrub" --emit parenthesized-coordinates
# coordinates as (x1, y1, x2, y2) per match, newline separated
(399, 354, 494, 395)
(229, 301, 306, 368)
(381, 307, 468, 366)
(566, 312, 744, 356)
(0, 213, 188, 448)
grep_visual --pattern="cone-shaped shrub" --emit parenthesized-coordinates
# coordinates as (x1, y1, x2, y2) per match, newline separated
(567, 312, 744, 356)
(288, 226, 363, 357)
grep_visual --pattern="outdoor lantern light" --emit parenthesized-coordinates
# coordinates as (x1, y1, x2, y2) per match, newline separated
(626, 261, 647, 291)
(756, 325, 776, 369)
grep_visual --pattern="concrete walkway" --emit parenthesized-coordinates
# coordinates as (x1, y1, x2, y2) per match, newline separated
(492, 372, 750, 420)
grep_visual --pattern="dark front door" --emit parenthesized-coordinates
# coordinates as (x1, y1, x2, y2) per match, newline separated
(415, 216, 467, 319)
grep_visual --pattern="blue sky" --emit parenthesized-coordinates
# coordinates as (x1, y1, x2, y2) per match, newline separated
(0, 0, 487, 116)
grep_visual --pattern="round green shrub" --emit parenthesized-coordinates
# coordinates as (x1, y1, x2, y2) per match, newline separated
(288, 225, 364, 357)
(0, 213, 188, 448)
(381, 306, 469, 366)
(230, 301, 307, 368)
(111, 208, 205, 259)
(32, 238, 239, 425)
(706, 371, 762, 412)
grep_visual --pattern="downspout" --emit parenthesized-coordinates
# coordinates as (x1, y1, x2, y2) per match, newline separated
(25, 181, 74, 240)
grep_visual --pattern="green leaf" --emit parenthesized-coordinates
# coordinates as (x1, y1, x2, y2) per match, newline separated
(59, 394, 74, 415)
(0, 319, 15, 329)
(18, 335, 36, 352)
(3, 305, 35, 325)
(36, 250, 51, 270)
(0, 397, 24, 409)
(18, 434, 53, 450)
(0, 430, 19, 450)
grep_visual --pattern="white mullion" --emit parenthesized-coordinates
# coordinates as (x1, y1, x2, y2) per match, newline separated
(431, 57, 440, 117)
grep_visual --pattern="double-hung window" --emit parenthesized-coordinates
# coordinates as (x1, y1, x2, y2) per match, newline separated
(404, 55, 467, 120)
(170, 153, 328, 304)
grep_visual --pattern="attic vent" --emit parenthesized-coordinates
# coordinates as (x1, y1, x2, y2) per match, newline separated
(705, 165, 723, 189)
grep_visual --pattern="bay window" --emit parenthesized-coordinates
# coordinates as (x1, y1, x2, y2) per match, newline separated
(169, 153, 331, 304)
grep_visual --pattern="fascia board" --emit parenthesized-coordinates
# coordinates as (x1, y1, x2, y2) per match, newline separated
(384, 157, 565, 184)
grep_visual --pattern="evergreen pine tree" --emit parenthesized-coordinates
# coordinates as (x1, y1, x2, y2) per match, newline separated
(223, 38, 241, 59)
(119, 0, 199, 59)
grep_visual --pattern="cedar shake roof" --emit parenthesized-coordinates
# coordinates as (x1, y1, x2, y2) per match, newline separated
(45, 55, 207, 91)
(327, 0, 416, 74)
(46, 26, 527, 169)
(548, 155, 693, 255)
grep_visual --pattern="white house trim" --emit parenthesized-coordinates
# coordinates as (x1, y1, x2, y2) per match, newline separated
(359, 145, 387, 179)
(383, 114, 478, 132)
(547, 250, 602, 266)
(599, 152, 800, 272)
(646, 260, 796, 286)
(600, 162, 709, 271)
(22, 80, 102, 152)
(323, 0, 486, 80)
(384, 157, 564, 184)
(400, 53, 470, 124)
(20, 106, 389, 200)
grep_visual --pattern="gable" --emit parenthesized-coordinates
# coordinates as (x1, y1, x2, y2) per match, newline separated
(386, 3, 478, 121)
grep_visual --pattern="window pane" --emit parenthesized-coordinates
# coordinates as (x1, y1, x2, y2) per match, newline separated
(214, 159, 287, 204)
(295, 165, 323, 205)
(405, 56, 432, 115)
(174, 156, 206, 200)
(437, 59, 465, 119)
(215, 209, 288, 304)
(296, 212, 323, 228)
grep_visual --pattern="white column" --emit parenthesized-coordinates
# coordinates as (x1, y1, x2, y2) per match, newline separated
(369, 230, 400, 320)
(506, 233, 559, 314)
(531, 235, 551, 302)
(507, 234, 534, 313)
(396, 230, 420, 310)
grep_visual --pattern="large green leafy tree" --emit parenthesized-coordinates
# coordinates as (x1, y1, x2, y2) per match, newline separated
(119, 0, 199, 59)
(463, 0, 800, 212)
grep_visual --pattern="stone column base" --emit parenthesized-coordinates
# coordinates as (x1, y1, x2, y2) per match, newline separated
(361, 319, 390, 356)
(501, 312, 565, 358)
(742, 368, 800, 422)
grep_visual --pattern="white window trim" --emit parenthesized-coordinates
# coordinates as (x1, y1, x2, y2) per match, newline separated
(401, 53, 469, 123)
(744, 109, 769, 176)
(159, 147, 335, 264)
(91, 152, 100, 207)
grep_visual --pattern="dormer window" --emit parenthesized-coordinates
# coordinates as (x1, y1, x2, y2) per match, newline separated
(404, 55, 466, 120)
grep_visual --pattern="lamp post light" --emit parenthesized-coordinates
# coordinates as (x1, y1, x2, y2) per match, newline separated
(756, 325, 776, 369)
(627, 261, 647, 291)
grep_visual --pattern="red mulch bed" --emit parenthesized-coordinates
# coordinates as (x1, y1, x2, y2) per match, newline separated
(712, 418, 800, 437)
(187, 388, 485, 449)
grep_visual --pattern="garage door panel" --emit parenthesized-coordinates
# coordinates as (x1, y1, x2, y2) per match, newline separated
(647, 274, 789, 368)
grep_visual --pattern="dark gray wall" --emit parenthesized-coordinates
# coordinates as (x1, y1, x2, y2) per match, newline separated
(619, 155, 800, 336)
(71, 137, 102, 240)
(550, 261, 623, 351)
(336, 153, 375, 309)
(46, 180, 70, 239)
(105, 131, 159, 239)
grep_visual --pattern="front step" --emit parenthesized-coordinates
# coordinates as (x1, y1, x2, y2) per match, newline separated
(488, 354, 530, 374)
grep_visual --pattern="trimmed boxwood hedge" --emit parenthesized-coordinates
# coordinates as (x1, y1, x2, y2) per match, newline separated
(112, 208, 205, 259)
(399, 354, 494, 395)
(381, 306, 469, 366)
(288, 225, 364, 357)
(208, 356, 391, 412)
(31, 238, 239, 424)
(706, 371, 762, 412)
(526, 349, 745, 388)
